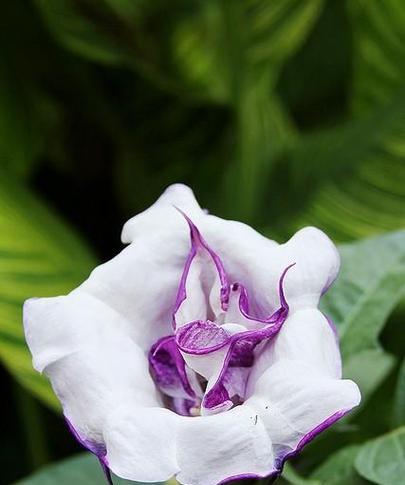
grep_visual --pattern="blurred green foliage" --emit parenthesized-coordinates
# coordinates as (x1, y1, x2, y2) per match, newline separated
(0, 0, 404, 484)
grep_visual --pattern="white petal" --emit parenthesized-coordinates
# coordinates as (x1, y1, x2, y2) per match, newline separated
(176, 405, 275, 485)
(281, 227, 340, 310)
(104, 407, 180, 482)
(274, 309, 341, 378)
(80, 226, 192, 349)
(247, 308, 342, 401)
(247, 359, 360, 461)
(24, 292, 158, 446)
(121, 183, 203, 244)
(74, 185, 207, 350)
(204, 222, 339, 314)
(245, 307, 359, 465)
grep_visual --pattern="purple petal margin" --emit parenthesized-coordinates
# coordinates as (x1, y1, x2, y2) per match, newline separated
(233, 263, 295, 324)
(172, 210, 230, 330)
(65, 417, 113, 485)
(217, 407, 352, 485)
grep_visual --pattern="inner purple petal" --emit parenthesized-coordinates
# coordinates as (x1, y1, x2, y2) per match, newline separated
(176, 320, 230, 354)
(148, 214, 294, 416)
(149, 335, 196, 400)
(234, 262, 295, 324)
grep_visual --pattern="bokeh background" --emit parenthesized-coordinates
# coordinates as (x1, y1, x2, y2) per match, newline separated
(1, 1, 405, 484)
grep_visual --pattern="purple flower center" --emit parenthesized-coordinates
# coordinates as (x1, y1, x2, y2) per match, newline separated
(149, 215, 294, 416)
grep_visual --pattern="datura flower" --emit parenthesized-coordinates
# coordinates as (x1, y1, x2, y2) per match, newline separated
(24, 184, 360, 485)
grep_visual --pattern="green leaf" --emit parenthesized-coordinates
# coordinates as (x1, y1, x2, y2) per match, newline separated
(342, 350, 395, 405)
(349, 0, 405, 115)
(324, 231, 405, 356)
(282, 91, 405, 242)
(282, 463, 320, 485)
(278, 0, 352, 128)
(0, 63, 38, 179)
(102, 0, 146, 19)
(321, 231, 405, 400)
(355, 427, 405, 485)
(34, 0, 132, 65)
(173, 0, 323, 221)
(287, 2, 405, 242)
(280, 0, 405, 242)
(0, 174, 96, 409)
(13, 452, 164, 484)
(173, 0, 323, 102)
(225, 87, 296, 222)
(394, 359, 405, 426)
(311, 445, 365, 485)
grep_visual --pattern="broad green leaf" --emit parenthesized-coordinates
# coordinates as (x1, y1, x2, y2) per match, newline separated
(342, 350, 395, 405)
(282, 0, 405, 242)
(0, 174, 96, 409)
(291, 155, 405, 242)
(355, 427, 405, 485)
(394, 359, 405, 426)
(311, 445, 365, 485)
(282, 91, 405, 242)
(324, 232, 405, 357)
(348, 0, 405, 115)
(321, 231, 405, 400)
(288, 2, 405, 243)
(14, 452, 164, 484)
(299, 0, 405, 240)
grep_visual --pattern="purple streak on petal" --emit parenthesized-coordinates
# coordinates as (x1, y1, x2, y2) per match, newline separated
(171, 397, 197, 416)
(64, 417, 113, 484)
(65, 417, 106, 456)
(229, 339, 255, 367)
(172, 210, 230, 329)
(203, 382, 233, 411)
(149, 335, 196, 400)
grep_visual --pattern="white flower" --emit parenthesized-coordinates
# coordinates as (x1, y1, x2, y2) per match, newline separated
(23, 184, 361, 485)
